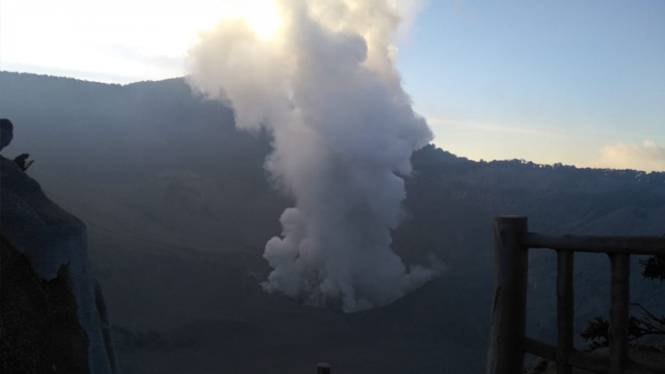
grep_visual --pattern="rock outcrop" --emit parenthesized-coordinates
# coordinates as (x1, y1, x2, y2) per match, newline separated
(0, 155, 120, 374)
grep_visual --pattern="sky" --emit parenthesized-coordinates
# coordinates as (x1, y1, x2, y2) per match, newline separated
(1, 0, 664, 171)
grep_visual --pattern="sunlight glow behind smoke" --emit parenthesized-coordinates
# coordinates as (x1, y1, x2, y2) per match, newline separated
(218, 0, 283, 40)
(0, 0, 282, 81)
(188, 0, 438, 312)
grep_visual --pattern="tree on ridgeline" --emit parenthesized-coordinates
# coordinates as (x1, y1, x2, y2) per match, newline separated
(642, 255, 665, 281)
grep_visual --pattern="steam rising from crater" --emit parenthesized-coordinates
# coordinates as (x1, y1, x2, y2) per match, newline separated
(187, 0, 437, 312)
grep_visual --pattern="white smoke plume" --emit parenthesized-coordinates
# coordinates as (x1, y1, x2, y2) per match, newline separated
(187, 0, 437, 312)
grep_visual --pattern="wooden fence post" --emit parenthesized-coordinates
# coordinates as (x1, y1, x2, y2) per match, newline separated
(609, 254, 630, 374)
(556, 250, 574, 374)
(316, 363, 332, 374)
(486, 216, 529, 374)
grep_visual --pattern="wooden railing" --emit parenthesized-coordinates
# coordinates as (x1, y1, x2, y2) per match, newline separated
(486, 216, 665, 374)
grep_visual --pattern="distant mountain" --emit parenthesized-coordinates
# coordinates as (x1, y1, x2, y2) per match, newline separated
(1, 71, 663, 374)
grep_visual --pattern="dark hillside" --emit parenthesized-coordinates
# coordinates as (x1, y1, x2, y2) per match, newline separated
(399, 145, 665, 346)
(0, 73, 271, 183)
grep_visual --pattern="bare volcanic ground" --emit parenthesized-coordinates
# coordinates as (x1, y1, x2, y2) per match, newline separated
(31, 160, 665, 374)
(34, 169, 488, 374)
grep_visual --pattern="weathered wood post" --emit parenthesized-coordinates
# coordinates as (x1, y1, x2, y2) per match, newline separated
(556, 250, 574, 374)
(609, 254, 630, 374)
(316, 363, 332, 374)
(486, 216, 529, 374)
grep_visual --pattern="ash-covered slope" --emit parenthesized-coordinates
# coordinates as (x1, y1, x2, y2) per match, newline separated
(1, 71, 663, 373)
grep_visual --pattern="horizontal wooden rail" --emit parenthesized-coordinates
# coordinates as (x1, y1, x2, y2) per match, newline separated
(524, 233, 665, 255)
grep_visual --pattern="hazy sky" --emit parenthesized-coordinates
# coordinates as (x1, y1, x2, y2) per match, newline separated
(398, 0, 665, 169)
(1, 0, 663, 171)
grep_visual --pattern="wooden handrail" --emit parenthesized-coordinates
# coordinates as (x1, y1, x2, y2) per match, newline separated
(487, 216, 665, 374)
(525, 232, 665, 255)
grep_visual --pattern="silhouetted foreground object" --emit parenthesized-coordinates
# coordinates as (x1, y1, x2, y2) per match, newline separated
(642, 254, 665, 281)
(13, 153, 34, 171)
(316, 363, 332, 374)
(0, 156, 120, 373)
(1, 118, 35, 171)
(1, 118, 13, 150)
